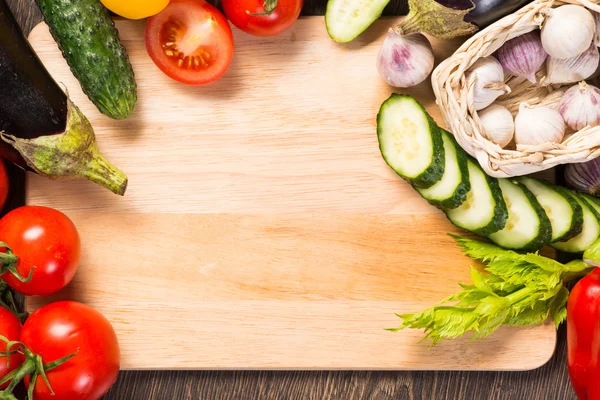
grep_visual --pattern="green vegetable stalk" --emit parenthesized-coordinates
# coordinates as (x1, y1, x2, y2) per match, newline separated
(392, 235, 593, 343)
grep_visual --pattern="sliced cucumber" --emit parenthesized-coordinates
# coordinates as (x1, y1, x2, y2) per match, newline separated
(487, 179, 552, 251)
(445, 160, 508, 236)
(416, 130, 470, 209)
(517, 177, 583, 243)
(552, 194, 600, 253)
(377, 94, 444, 188)
(325, 0, 391, 43)
(581, 194, 600, 217)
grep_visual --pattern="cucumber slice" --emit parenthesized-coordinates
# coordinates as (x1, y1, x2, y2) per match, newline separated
(416, 130, 470, 209)
(377, 94, 444, 188)
(325, 0, 391, 43)
(517, 177, 583, 243)
(581, 194, 600, 216)
(445, 160, 508, 236)
(487, 179, 552, 251)
(552, 194, 600, 253)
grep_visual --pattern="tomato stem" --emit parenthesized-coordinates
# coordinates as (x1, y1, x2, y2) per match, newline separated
(0, 243, 34, 284)
(247, 0, 278, 16)
(0, 334, 78, 400)
(0, 280, 27, 323)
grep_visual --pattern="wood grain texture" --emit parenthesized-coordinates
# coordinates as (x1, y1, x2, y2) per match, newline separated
(24, 19, 556, 371)
(5, 0, 576, 398)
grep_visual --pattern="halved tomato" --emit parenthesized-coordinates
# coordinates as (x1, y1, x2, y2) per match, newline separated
(145, 0, 234, 85)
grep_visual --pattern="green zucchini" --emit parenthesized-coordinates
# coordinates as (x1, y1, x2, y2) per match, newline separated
(487, 179, 552, 251)
(36, 0, 136, 119)
(377, 94, 444, 188)
(416, 130, 470, 209)
(517, 177, 583, 243)
(445, 159, 508, 236)
(325, 0, 391, 43)
(552, 194, 600, 253)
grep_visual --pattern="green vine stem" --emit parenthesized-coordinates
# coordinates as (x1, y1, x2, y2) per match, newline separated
(0, 243, 32, 284)
(0, 334, 77, 400)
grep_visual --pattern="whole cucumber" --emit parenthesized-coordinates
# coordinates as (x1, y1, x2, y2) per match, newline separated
(36, 0, 137, 120)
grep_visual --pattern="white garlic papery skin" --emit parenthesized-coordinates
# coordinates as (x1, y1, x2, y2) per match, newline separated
(595, 11, 600, 46)
(478, 104, 515, 148)
(467, 56, 509, 111)
(497, 30, 547, 83)
(541, 5, 595, 59)
(514, 103, 565, 146)
(376, 30, 434, 88)
(559, 81, 600, 130)
(545, 43, 600, 85)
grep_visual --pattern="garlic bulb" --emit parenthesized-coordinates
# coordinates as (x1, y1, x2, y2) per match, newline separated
(376, 30, 434, 88)
(514, 103, 565, 146)
(541, 5, 595, 59)
(559, 81, 600, 130)
(497, 30, 547, 83)
(467, 56, 509, 111)
(595, 11, 600, 46)
(545, 43, 599, 85)
(478, 104, 514, 148)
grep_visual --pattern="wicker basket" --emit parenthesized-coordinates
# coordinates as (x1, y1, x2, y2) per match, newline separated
(432, 0, 600, 178)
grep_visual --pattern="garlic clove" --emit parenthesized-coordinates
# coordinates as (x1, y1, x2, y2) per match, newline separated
(545, 43, 599, 85)
(541, 5, 595, 59)
(565, 158, 600, 195)
(467, 56, 509, 111)
(559, 81, 600, 131)
(478, 104, 514, 148)
(376, 30, 434, 88)
(514, 103, 565, 146)
(497, 30, 547, 84)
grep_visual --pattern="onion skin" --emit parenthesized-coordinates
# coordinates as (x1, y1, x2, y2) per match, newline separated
(565, 159, 600, 196)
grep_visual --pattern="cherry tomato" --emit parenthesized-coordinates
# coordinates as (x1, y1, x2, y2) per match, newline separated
(145, 0, 234, 85)
(0, 158, 9, 212)
(0, 206, 80, 296)
(0, 307, 23, 389)
(223, 0, 302, 36)
(100, 0, 170, 19)
(21, 301, 120, 400)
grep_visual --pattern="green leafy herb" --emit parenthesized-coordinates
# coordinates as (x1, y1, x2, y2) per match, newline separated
(391, 236, 593, 344)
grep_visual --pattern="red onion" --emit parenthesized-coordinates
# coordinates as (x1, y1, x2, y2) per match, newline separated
(497, 30, 547, 83)
(565, 158, 600, 195)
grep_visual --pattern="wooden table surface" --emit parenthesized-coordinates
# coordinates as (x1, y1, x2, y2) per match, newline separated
(5, 0, 576, 398)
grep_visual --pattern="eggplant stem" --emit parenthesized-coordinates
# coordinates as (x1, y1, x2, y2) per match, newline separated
(395, 0, 478, 39)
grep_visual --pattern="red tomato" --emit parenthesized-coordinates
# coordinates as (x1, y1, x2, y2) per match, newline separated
(223, 0, 302, 36)
(0, 158, 9, 211)
(0, 307, 23, 389)
(21, 301, 120, 400)
(0, 206, 80, 296)
(145, 0, 234, 85)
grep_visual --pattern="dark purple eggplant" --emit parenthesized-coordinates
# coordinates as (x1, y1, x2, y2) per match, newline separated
(0, 0, 127, 195)
(396, 0, 534, 39)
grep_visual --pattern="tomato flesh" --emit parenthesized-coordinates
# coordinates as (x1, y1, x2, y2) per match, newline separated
(146, 0, 234, 85)
(0, 307, 22, 389)
(0, 206, 80, 296)
(21, 301, 120, 400)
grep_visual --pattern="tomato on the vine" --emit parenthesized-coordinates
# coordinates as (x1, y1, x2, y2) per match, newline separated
(21, 301, 120, 400)
(0, 307, 23, 389)
(146, 0, 234, 85)
(0, 206, 80, 296)
(223, 0, 302, 37)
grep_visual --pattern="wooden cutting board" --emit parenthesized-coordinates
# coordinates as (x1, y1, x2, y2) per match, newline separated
(25, 18, 556, 370)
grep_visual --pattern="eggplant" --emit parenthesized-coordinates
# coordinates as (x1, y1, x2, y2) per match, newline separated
(0, 0, 127, 195)
(397, 0, 534, 39)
